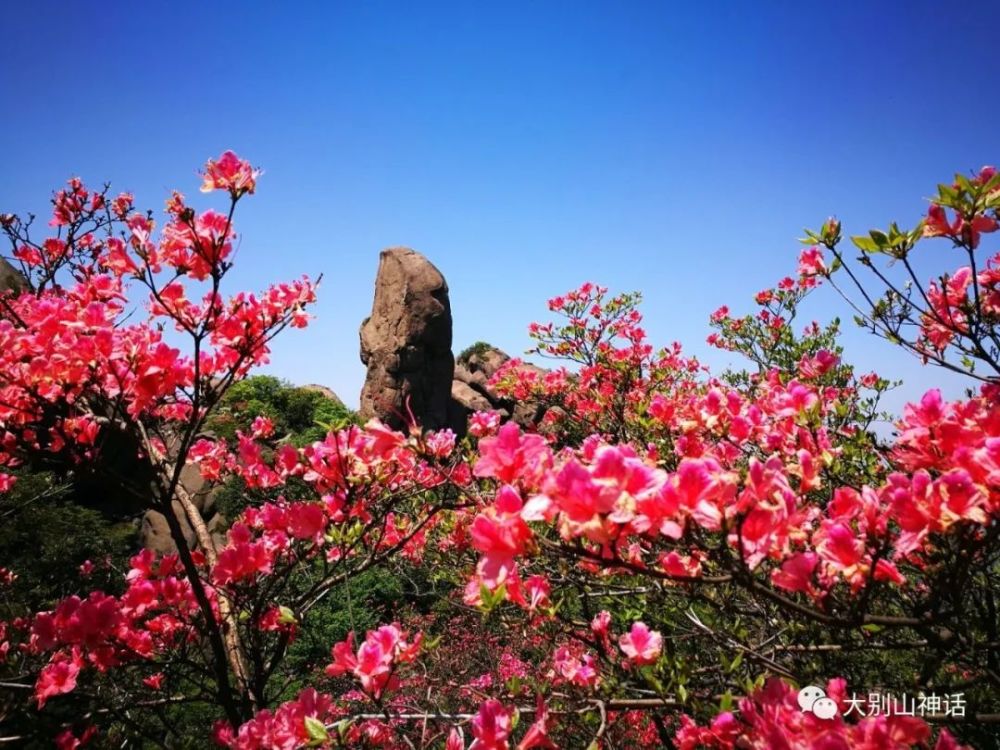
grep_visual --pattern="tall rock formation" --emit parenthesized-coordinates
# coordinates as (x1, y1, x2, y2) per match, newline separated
(359, 248, 455, 431)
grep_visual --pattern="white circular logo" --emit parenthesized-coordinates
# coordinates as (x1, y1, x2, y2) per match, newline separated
(812, 697, 838, 720)
(797, 685, 826, 712)
(798, 685, 839, 719)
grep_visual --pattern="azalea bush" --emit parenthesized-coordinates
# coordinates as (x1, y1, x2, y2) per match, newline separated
(0, 154, 465, 746)
(0, 157, 997, 748)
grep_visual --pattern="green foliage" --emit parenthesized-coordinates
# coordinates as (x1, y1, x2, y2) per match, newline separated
(458, 341, 494, 364)
(206, 376, 356, 521)
(207, 375, 355, 447)
(848, 222, 922, 258)
(0, 470, 134, 615)
(285, 569, 408, 676)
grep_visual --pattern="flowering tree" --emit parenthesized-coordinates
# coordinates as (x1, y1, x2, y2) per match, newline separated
(1, 159, 996, 748)
(0, 154, 465, 746)
(802, 167, 1000, 381)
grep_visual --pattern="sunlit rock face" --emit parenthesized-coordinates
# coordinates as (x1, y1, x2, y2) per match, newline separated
(359, 247, 454, 431)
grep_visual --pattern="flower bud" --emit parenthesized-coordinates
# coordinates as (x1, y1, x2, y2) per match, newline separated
(821, 217, 841, 245)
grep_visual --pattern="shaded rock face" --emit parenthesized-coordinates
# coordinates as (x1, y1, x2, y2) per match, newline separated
(33, 421, 224, 555)
(65, 424, 225, 556)
(359, 248, 455, 431)
(0, 257, 27, 294)
(451, 379, 492, 414)
(462, 347, 511, 385)
(72, 426, 159, 519)
(139, 461, 224, 554)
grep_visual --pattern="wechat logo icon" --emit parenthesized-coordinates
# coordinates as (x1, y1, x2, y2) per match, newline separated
(798, 685, 839, 719)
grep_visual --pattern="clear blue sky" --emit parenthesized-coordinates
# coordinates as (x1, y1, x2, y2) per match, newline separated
(2, 1, 997, 414)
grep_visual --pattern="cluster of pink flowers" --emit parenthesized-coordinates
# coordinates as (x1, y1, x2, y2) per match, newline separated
(18, 550, 200, 709)
(550, 642, 600, 687)
(325, 624, 422, 700)
(675, 678, 969, 750)
(201, 150, 262, 198)
(197, 417, 462, 588)
(0, 152, 317, 490)
(214, 688, 332, 750)
(463, 301, 1000, 617)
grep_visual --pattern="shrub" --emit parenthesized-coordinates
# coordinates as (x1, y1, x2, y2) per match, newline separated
(458, 340, 495, 364)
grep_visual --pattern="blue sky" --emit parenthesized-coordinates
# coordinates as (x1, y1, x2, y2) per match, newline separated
(2, 1, 997, 414)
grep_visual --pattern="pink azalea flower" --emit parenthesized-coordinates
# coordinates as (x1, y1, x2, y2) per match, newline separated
(618, 621, 662, 666)
(469, 699, 513, 750)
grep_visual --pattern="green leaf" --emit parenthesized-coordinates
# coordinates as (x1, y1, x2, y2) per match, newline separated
(304, 716, 329, 746)
(799, 228, 820, 244)
(728, 651, 744, 674)
(937, 183, 959, 205)
(646, 673, 665, 693)
(850, 235, 879, 253)
(278, 605, 297, 625)
(869, 229, 890, 248)
(479, 583, 506, 613)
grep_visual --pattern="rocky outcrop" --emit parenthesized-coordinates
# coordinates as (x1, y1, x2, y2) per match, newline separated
(139, 461, 224, 554)
(59, 423, 225, 555)
(449, 344, 550, 433)
(356, 249, 552, 436)
(451, 379, 492, 414)
(300, 384, 345, 409)
(0, 257, 27, 294)
(359, 248, 454, 431)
